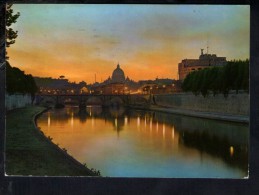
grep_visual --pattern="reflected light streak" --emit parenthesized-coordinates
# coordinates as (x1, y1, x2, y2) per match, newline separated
(163, 123, 165, 139)
(150, 118, 152, 132)
(66, 108, 69, 115)
(115, 118, 118, 130)
(144, 116, 147, 129)
(156, 121, 159, 132)
(47, 112, 51, 128)
(124, 116, 128, 126)
(71, 112, 74, 127)
(172, 126, 175, 140)
(91, 117, 95, 128)
(230, 146, 234, 157)
(137, 116, 140, 129)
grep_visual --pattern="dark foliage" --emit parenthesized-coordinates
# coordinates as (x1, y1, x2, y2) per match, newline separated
(5, 5, 38, 95)
(6, 4, 20, 48)
(182, 59, 249, 97)
(6, 61, 38, 95)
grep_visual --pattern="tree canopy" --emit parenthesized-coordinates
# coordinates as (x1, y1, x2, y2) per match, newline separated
(6, 4, 20, 48)
(182, 60, 249, 97)
(5, 7, 38, 96)
(6, 61, 38, 95)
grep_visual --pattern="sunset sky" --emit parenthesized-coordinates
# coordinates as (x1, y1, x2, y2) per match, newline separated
(8, 5, 249, 83)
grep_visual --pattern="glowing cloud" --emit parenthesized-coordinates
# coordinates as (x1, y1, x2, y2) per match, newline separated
(8, 5, 249, 83)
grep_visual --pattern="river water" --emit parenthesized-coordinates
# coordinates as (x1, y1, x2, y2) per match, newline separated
(37, 106, 248, 178)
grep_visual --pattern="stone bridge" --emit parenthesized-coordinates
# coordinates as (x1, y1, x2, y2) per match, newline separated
(36, 94, 153, 107)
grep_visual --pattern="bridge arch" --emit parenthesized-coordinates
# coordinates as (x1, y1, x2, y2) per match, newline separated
(130, 95, 150, 105)
(86, 96, 102, 106)
(109, 96, 124, 106)
(36, 94, 151, 107)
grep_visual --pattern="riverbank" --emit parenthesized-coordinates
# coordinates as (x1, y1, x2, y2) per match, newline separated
(129, 105, 249, 123)
(6, 106, 98, 176)
(153, 105, 249, 123)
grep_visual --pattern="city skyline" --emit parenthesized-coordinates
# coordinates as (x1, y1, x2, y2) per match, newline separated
(8, 5, 249, 83)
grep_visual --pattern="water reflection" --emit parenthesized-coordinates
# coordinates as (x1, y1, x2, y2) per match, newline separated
(172, 126, 175, 140)
(37, 106, 249, 178)
(86, 106, 102, 117)
(179, 130, 248, 171)
(47, 112, 51, 127)
(70, 112, 74, 128)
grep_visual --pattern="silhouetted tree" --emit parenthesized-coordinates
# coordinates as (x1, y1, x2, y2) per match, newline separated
(241, 59, 249, 92)
(6, 4, 20, 48)
(182, 60, 249, 97)
(6, 61, 38, 96)
(5, 5, 38, 97)
(208, 67, 221, 96)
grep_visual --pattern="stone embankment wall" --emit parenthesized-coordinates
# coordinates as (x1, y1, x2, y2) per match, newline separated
(6, 94, 32, 111)
(153, 92, 249, 116)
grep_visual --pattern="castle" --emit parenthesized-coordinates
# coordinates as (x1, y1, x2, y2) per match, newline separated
(178, 49, 227, 81)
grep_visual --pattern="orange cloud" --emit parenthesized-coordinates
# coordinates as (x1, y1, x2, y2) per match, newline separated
(8, 5, 249, 84)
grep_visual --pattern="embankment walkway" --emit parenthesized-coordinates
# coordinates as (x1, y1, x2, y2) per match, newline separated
(148, 105, 249, 123)
(6, 106, 97, 176)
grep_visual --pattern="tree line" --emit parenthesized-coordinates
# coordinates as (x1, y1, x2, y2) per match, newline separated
(5, 5, 38, 96)
(6, 61, 38, 96)
(182, 59, 249, 97)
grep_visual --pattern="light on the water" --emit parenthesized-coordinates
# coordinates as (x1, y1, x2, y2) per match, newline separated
(124, 116, 128, 125)
(172, 126, 175, 140)
(230, 146, 234, 157)
(47, 112, 51, 127)
(137, 116, 140, 129)
(71, 112, 74, 127)
(37, 106, 248, 178)
(150, 118, 152, 131)
(163, 123, 165, 139)
(115, 118, 118, 130)
(91, 117, 95, 128)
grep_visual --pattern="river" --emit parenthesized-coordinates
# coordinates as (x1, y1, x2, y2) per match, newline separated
(37, 105, 249, 178)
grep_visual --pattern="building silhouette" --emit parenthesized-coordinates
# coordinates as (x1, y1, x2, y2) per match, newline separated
(91, 64, 136, 95)
(178, 49, 227, 81)
(91, 64, 180, 95)
(34, 77, 88, 95)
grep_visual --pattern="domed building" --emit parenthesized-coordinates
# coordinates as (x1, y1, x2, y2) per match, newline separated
(91, 64, 127, 95)
(111, 64, 125, 83)
(91, 63, 139, 95)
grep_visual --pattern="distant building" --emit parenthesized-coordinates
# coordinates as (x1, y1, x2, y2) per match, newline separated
(91, 64, 135, 94)
(111, 64, 125, 83)
(91, 64, 181, 95)
(178, 49, 227, 81)
(34, 77, 88, 95)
